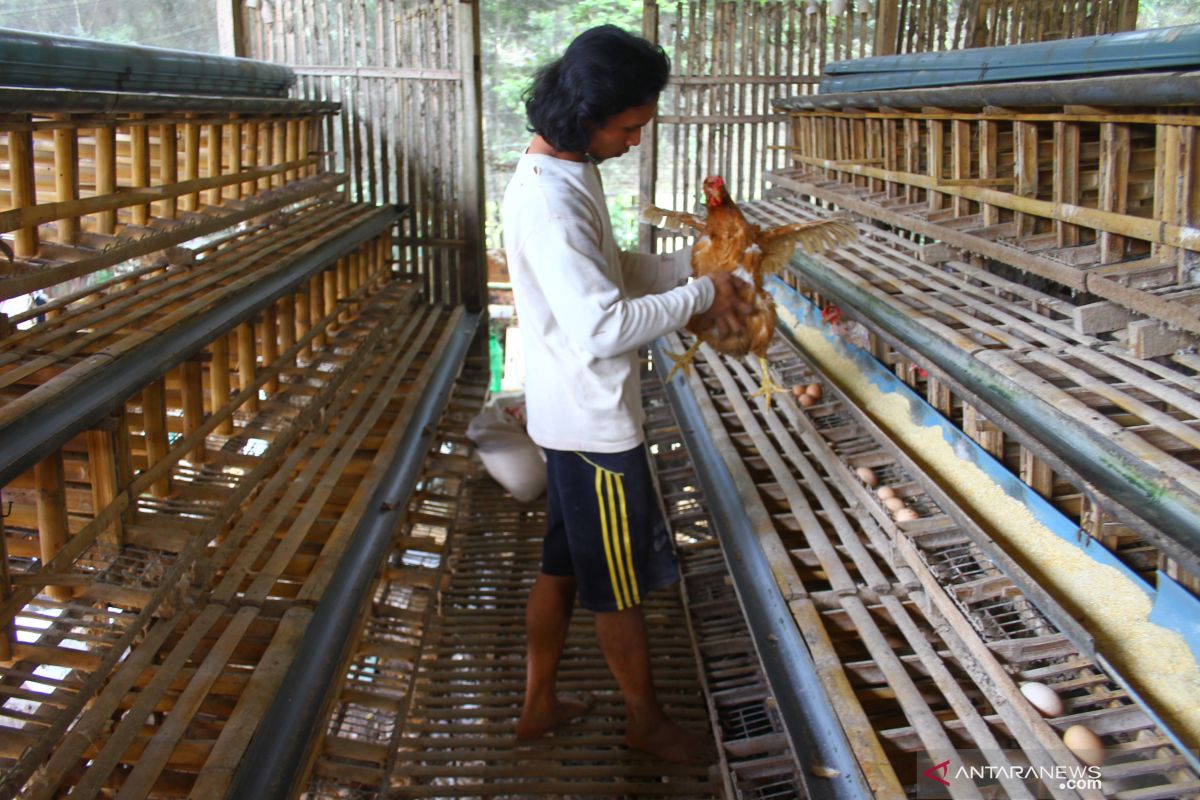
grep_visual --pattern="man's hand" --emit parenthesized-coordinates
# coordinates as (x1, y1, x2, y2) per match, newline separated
(695, 271, 753, 337)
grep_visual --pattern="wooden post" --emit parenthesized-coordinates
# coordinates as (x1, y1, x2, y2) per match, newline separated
(183, 117, 202, 212)
(113, 407, 136, 526)
(336, 257, 351, 322)
(131, 114, 151, 226)
(87, 425, 125, 547)
(181, 359, 207, 464)
(1154, 123, 1182, 268)
(979, 119, 999, 227)
(262, 305, 279, 394)
(95, 123, 118, 233)
(211, 334, 234, 435)
(228, 117, 243, 202)
(874, 0, 900, 55)
(35, 453, 73, 601)
(272, 120, 286, 188)
(1013, 120, 1038, 240)
(904, 118, 921, 204)
(216, 0, 248, 57)
(926, 376, 953, 418)
(638, 0, 660, 256)
(951, 119, 971, 218)
(206, 122, 224, 206)
(963, 404, 1004, 460)
(143, 379, 171, 497)
(9, 119, 38, 258)
(926, 118, 944, 213)
(1053, 121, 1080, 247)
(296, 290, 312, 361)
(310, 275, 326, 349)
(53, 115, 81, 245)
(237, 321, 258, 413)
(243, 120, 259, 198)
(0, 513, 12, 661)
(286, 119, 300, 183)
(159, 123, 179, 220)
(279, 295, 297, 360)
(1019, 447, 1054, 500)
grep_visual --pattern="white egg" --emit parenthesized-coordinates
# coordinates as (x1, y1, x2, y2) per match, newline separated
(1019, 682, 1064, 717)
(884, 496, 906, 512)
(893, 508, 919, 522)
(877, 486, 896, 500)
(1062, 724, 1105, 766)
(855, 466, 877, 487)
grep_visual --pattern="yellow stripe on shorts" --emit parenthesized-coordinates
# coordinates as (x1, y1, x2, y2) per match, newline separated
(606, 471, 634, 608)
(595, 466, 627, 610)
(613, 471, 640, 605)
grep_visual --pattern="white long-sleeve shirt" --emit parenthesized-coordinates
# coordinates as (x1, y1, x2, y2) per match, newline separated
(502, 153, 713, 452)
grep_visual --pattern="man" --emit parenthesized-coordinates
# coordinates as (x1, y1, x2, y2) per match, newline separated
(502, 25, 746, 765)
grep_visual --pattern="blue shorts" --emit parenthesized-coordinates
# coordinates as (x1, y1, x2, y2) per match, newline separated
(542, 446, 679, 612)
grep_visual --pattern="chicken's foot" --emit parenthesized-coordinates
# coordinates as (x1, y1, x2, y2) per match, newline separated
(749, 356, 788, 409)
(664, 340, 702, 382)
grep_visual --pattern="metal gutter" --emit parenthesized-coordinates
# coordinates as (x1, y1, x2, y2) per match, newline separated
(0, 27, 293, 97)
(784, 254, 1200, 578)
(226, 309, 480, 800)
(652, 338, 873, 800)
(773, 69, 1200, 111)
(819, 23, 1200, 93)
(0, 205, 405, 490)
(0, 86, 338, 114)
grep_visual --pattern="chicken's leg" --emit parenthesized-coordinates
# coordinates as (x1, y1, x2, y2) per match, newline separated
(664, 339, 702, 382)
(749, 356, 788, 408)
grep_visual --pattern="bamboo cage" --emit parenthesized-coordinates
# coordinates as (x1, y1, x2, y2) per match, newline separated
(640, 0, 1136, 253)
(773, 86, 1200, 349)
(241, 0, 486, 311)
(0, 22, 486, 794)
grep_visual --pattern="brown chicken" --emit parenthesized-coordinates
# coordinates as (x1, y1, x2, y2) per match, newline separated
(643, 175, 856, 406)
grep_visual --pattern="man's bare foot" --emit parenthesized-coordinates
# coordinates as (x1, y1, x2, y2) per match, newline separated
(515, 692, 595, 740)
(626, 717, 719, 765)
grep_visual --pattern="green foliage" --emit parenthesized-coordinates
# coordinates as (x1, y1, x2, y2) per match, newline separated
(483, 0, 646, 250)
(1136, 0, 1200, 29)
(0, 0, 218, 51)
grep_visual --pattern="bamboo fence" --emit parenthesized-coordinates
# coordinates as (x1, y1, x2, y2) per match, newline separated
(640, 0, 1138, 253)
(242, 0, 486, 310)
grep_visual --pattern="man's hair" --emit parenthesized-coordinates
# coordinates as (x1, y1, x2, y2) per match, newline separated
(523, 25, 670, 153)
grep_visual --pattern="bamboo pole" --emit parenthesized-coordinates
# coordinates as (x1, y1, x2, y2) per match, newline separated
(9, 121, 38, 257)
(785, 149, 1200, 252)
(35, 452, 72, 602)
(182, 117, 201, 212)
(131, 114, 151, 226)
(206, 122, 224, 206)
(87, 426, 124, 547)
(237, 321, 258, 414)
(1013, 120, 1038, 240)
(262, 304, 279, 395)
(296, 288, 312, 361)
(159, 123, 178, 220)
(0, 514, 11, 661)
(1053, 120, 1081, 247)
(211, 333, 233, 436)
(243, 120, 259, 198)
(228, 118, 243, 202)
(181, 359, 207, 464)
(309, 275, 325, 350)
(52, 115, 80, 246)
(143, 378, 171, 497)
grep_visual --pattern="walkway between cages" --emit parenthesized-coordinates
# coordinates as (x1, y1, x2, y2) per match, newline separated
(385, 474, 719, 798)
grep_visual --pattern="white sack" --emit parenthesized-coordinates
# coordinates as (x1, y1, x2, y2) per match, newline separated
(467, 397, 546, 503)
